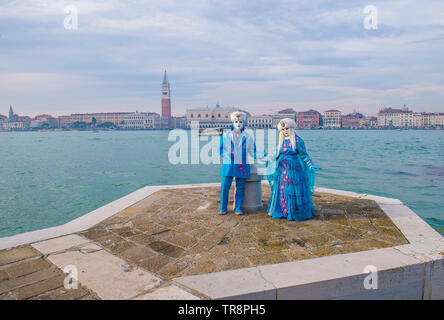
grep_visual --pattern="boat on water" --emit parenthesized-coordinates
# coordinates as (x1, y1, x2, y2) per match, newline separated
(198, 128, 224, 136)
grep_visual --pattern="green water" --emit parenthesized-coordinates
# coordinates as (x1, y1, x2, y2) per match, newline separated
(0, 130, 443, 237)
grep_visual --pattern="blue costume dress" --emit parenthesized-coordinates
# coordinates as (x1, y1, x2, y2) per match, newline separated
(267, 135, 316, 221)
(219, 129, 256, 213)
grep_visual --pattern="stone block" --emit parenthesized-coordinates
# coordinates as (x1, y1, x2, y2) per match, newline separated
(0, 246, 41, 266)
(47, 249, 161, 300)
(175, 267, 276, 300)
(135, 285, 200, 300)
(31, 235, 90, 255)
(4, 258, 52, 278)
(13, 274, 65, 299)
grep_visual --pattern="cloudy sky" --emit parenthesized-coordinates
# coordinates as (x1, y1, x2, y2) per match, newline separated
(0, 0, 443, 117)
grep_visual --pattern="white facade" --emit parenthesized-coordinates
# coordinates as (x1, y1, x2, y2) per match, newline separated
(377, 108, 413, 128)
(322, 110, 342, 128)
(415, 113, 444, 128)
(379, 108, 443, 128)
(186, 105, 249, 128)
(122, 112, 164, 129)
(248, 115, 273, 128)
(1, 121, 28, 130)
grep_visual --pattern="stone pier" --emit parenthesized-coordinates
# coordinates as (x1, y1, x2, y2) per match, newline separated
(0, 183, 443, 300)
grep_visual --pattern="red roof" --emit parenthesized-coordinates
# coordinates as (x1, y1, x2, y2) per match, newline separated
(378, 108, 412, 114)
(278, 108, 295, 114)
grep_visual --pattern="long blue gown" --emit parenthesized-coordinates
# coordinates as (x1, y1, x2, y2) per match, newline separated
(267, 135, 316, 221)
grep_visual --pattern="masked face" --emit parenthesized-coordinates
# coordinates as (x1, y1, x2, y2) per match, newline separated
(282, 127, 290, 137)
(233, 120, 244, 132)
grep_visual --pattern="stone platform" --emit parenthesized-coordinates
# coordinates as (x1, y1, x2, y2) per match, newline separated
(0, 183, 443, 300)
(80, 186, 407, 280)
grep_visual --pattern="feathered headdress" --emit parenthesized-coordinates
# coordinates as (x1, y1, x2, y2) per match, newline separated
(230, 111, 246, 122)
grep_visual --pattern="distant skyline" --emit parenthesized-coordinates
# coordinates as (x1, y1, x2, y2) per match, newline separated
(1, 0, 444, 117)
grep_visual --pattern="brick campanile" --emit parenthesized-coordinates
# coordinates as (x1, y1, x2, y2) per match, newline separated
(161, 70, 171, 126)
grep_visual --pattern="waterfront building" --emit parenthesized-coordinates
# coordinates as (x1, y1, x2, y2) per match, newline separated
(186, 104, 250, 128)
(122, 111, 166, 129)
(415, 112, 444, 128)
(58, 115, 72, 128)
(342, 112, 364, 128)
(0, 116, 5, 130)
(161, 70, 172, 128)
(359, 116, 378, 128)
(171, 116, 187, 129)
(58, 112, 133, 127)
(272, 108, 297, 127)
(19, 116, 31, 121)
(35, 114, 53, 121)
(247, 115, 273, 128)
(377, 106, 413, 128)
(412, 113, 424, 128)
(296, 109, 321, 128)
(436, 113, 444, 127)
(33, 114, 58, 128)
(2, 121, 29, 130)
(30, 120, 43, 128)
(322, 110, 342, 128)
(8, 105, 19, 122)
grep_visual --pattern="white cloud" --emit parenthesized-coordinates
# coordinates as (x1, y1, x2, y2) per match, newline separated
(0, 72, 85, 93)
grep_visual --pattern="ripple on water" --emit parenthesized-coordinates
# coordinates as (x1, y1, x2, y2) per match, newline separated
(389, 171, 417, 177)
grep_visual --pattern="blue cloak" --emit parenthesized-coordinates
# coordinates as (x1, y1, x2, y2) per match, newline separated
(266, 135, 315, 221)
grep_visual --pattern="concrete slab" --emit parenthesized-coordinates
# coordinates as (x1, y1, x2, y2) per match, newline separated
(31, 235, 90, 255)
(427, 258, 444, 300)
(174, 267, 276, 300)
(47, 248, 161, 300)
(135, 285, 200, 300)
(258, 247, 424, 299)
(0, 226, 73, 251)
(379, 203, 444, 244)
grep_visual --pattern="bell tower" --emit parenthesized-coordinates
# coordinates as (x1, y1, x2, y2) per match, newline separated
(161, 70, 171, 127)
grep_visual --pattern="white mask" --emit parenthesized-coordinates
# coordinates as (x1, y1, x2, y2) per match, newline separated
(233, 120, 243, 132)
(283, 128, 290, 137)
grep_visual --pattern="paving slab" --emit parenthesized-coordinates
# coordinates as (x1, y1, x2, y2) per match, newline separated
(0, 246, 41, 266)
(47, 248, 162, 300)
(3, 258, 52, 278)
(135, 285, 200, 300)
(174, 267, 276, 300)
(31, 234, 90, 255)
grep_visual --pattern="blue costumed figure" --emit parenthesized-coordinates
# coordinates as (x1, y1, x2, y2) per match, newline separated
(219, 111, 256, 215)
(263, 118, 322, 221)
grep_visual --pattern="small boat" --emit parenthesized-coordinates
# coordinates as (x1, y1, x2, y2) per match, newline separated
(199, 128, 224, 136)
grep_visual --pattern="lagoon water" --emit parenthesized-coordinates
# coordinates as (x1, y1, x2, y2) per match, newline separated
(0, 130, 443, 237)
